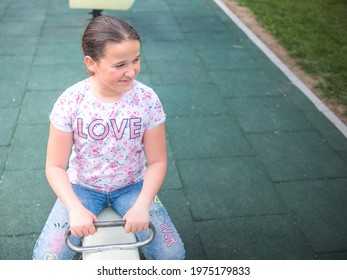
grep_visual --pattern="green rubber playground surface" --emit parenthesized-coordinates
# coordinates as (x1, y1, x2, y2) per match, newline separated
(1, 0, 347, 260)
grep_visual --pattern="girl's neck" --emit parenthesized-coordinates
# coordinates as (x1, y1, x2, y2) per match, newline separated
(90, 76, 127, 104)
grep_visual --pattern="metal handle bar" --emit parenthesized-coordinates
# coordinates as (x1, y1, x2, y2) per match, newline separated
(65, 220, 156, 253)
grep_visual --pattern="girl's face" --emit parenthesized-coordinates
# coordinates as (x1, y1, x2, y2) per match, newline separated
(85, 39, 141, 100)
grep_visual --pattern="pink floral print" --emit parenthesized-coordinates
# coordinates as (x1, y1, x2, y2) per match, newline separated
(50, 78, 166, 192)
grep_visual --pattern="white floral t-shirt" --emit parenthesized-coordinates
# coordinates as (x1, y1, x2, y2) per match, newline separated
(49, 78, 166, 192)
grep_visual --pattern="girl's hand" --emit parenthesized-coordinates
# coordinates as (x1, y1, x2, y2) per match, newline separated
(123, 203, 150, 233)
(69, 206, 97, 237)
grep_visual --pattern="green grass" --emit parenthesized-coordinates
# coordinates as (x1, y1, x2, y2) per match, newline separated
(234, 0, 347, 112)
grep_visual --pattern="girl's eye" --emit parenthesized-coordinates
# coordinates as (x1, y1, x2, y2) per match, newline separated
(115, 64, 125, 69)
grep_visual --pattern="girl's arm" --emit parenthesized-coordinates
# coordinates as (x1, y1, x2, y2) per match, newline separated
(45, 123, 97, 237)
(123, 122, 167, 233)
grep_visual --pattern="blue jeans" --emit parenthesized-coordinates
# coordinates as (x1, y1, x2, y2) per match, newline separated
(32, 181, 185, 260)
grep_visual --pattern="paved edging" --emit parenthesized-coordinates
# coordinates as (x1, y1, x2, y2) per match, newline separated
(213, 0, 347, 138)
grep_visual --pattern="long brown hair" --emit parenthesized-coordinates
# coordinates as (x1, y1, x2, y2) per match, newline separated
(82, 15, 141, 61)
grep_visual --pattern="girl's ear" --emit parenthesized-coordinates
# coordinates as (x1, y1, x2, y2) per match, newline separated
(84, 56, 97, 73)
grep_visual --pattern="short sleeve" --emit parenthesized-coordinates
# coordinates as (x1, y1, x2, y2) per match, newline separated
(146, 90, 166, 130)
(49, 91, 73, 132)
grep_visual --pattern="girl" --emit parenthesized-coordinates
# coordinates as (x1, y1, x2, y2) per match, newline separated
(32, 15, 185, 260)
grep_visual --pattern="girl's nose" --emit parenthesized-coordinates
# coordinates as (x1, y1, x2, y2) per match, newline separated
(124, 68, 136, 78)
